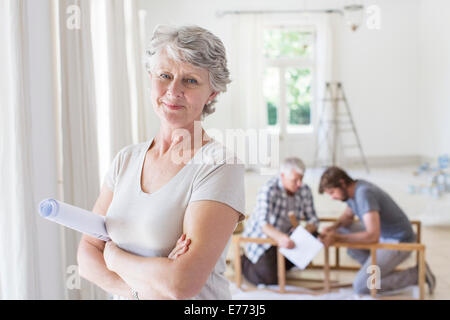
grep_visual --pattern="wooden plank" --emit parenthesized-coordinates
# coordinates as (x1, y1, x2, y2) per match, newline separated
(277, 247, 286, 293)
(324, 245, 331, 292)
(375, 243, 425, 251)
(418, 248, 425, 300)
(233, 237, 242, 288)
(238, 237, 277, 245)
(333, 242, 424, 251)
(370, 247, 377, 298)
(335, 246, 340, 268)
(288, 212, 299, 228)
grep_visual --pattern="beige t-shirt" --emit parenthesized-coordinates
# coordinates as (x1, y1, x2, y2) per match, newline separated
(103, 138, 245, 300)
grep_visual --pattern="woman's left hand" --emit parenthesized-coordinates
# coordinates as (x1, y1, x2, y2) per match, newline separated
(103, 240, 119, 271)
(168, 233, 191, 260)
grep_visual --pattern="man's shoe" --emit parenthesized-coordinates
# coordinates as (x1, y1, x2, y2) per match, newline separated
(425, 263, 436, 294)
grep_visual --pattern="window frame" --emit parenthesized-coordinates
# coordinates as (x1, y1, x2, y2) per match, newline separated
(262, 24, 317, 136)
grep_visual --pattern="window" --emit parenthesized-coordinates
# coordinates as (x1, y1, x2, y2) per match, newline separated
(263, 26, 316, 132)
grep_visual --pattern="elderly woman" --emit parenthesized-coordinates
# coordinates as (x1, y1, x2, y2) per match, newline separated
(77, 25, 245, 300)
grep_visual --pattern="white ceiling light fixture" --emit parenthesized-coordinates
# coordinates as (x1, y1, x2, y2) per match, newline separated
(343, 4, 365, 32)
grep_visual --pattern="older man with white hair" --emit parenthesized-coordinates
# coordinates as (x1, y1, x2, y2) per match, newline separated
(241, 157, 319, 285)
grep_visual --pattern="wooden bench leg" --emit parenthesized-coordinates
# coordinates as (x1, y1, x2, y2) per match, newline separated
(370, 248, 377, 298)
(277, 247, 286, 293)
(324, 245, 330, 292)
(234, 239, 242, 288)
(335, 246, 340, 269)
(418, 248, 425, 300)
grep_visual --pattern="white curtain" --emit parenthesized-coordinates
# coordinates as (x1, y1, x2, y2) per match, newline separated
(55, 0, 154, 299)
(0, 0, 152, 300)
(56, 0, 107, 300)
(229, 14, 265, 131)
(103, 0, 155, 158)
(313, 13, 338, 166)
(0, 0, 40, 299)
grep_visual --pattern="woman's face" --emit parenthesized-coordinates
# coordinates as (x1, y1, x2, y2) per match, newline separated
(149, 50, 218, 129)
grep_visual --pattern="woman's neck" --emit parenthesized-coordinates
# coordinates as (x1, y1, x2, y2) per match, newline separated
(153, 123, 210, 156)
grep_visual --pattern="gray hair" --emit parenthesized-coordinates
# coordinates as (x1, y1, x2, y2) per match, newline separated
(280, 157, 306, 176)
(145, 25, 231, 117)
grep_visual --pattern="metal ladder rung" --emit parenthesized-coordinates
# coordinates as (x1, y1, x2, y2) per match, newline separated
(314, 82, 370, 173)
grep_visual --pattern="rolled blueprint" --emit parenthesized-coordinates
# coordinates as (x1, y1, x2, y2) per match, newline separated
(38, 198, 110, 241)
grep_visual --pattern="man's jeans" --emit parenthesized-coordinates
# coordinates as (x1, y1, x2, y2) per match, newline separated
(338, 222, 419, 295)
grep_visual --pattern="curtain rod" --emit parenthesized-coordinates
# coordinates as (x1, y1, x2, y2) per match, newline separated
(216, 9, 344, 17)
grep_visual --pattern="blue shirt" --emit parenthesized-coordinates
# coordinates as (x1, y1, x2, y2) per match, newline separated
(346, 180, 415, 242)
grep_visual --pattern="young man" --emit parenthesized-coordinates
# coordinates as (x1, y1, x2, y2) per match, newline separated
(241, 158, 319, 285)
(318, 166, 436, 295)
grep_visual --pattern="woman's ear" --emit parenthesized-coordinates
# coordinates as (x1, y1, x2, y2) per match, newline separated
(208, 91, 219, 102)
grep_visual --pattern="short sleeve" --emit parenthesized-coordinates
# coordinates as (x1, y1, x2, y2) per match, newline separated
(103, 146, 130, 192)
(356, 188, 380, 215)
(190, 160, 246, 222)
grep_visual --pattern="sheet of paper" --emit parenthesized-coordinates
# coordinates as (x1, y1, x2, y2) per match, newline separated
(279, 226, 323, 270)
(38, 198, 110, 241)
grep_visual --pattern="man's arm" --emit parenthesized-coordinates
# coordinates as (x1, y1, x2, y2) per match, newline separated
(262, 223, 295, 249)
(323, 206, 355, 233)
(104, 200, 240, 300)
(256, 186, 294, 248)
(334, 211, 381, 243)
(302, 186, 320, 233)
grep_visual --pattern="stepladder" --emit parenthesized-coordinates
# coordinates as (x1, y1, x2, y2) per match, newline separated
(313, 82, 369, 172)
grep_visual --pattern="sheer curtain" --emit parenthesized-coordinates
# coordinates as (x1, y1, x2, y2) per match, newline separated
(93, 0, 155, 181)
(0, 0, 40, 299)
(54, 0, 153, 299)
(55, 0, 108, 300)
(103, 0, 155, 160)
(228, 14, 265, 132)
(1, 0, 160, 299)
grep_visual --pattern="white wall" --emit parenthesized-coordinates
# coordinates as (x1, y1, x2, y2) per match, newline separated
(418, 0, 450, 158)
(335, 0, 421, 159)
(138, 0, 428, 164)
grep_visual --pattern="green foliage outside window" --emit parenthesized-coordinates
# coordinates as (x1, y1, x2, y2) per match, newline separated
(286, 68, 311, 125)
(264, 29, 314, 59)
(264, 28, 313, 127)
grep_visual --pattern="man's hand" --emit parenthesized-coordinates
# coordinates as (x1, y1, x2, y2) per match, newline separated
(277, 234, 295, 249)
(319, 232, 336, 247)
(321, 224, 338, 235)
(168, 234, 191, 260)
(305, 224, 317, 234)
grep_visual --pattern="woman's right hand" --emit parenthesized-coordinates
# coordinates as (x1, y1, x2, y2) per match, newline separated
(168, 233, 191, 260)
